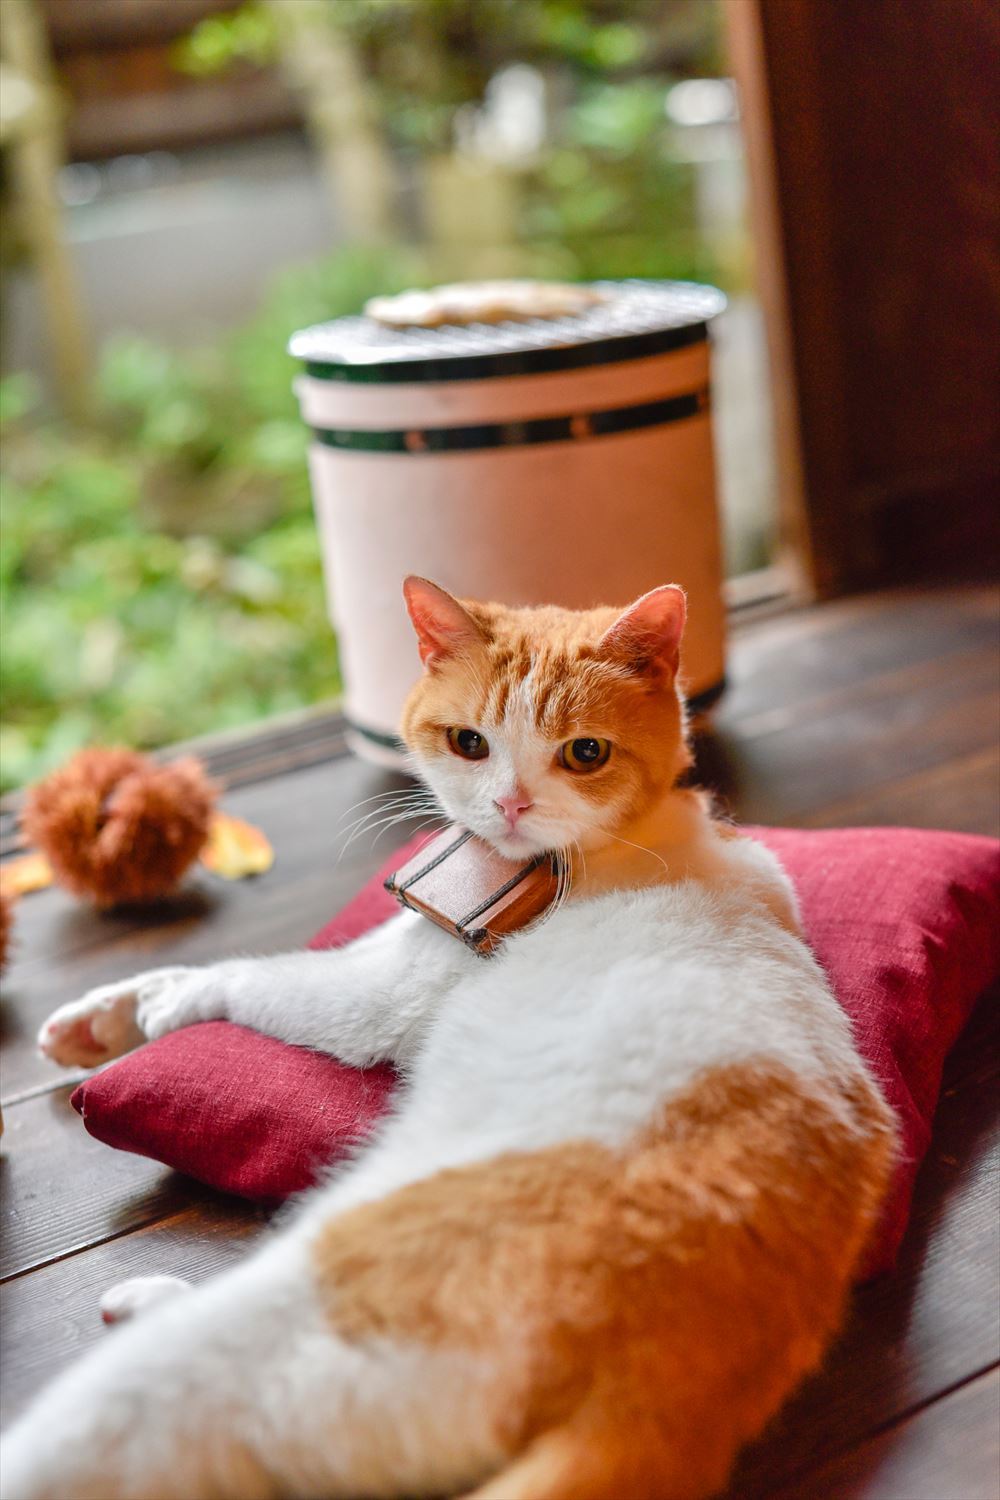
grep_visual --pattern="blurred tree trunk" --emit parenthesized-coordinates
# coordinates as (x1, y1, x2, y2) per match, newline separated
(1, 0, 91, 421)
(264, 0, 397, 243)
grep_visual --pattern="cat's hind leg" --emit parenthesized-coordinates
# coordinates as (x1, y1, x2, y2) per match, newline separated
(459, 1417, 734, 1500)
(0, 1233, 507, 1500)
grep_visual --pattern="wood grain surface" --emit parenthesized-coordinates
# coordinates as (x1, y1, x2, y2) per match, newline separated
(1, 585, 997, 1497)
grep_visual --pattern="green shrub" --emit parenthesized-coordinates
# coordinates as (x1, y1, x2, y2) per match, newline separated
(1, 226, 726, 792)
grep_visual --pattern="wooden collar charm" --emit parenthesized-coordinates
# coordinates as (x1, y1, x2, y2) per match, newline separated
(384, 826, 560, 955)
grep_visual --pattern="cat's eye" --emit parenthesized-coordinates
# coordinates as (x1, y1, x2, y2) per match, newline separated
(447, 726, 490, 760)
(559, 737, 612, 772)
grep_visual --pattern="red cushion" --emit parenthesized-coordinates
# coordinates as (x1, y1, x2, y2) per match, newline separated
(72, 827, 1000, 1277)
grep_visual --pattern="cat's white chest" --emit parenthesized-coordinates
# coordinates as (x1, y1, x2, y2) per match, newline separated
(314, 881, 851, 1221)
(411, 885, 773, 1130)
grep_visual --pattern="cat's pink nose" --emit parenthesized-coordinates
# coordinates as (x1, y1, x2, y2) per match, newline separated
(494, 794, 534, 830)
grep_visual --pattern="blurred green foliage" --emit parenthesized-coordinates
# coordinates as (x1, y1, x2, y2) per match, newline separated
(2, 0, 734, 791)
(0, 247, 433, 792)
(2, 231, 727, 792)
(177, 0, 722, 111)
(174, 0, 725, 281)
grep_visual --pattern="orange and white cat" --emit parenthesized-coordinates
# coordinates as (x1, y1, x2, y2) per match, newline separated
(2, 579, 895, 1500)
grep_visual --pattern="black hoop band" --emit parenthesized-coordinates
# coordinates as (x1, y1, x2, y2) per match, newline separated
(312, 387, 709, 456)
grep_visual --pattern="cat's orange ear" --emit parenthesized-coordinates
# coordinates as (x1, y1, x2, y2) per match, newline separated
(402, 576, 485, 669)
(597, 584, 687, 679)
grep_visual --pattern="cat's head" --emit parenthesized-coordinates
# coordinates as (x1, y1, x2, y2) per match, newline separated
(400, 577, 691, 859)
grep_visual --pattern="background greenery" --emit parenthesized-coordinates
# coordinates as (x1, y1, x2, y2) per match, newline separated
(1, 0, 734, 793)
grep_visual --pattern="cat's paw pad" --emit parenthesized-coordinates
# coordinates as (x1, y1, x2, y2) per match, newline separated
(100, 1275, 193, 1325)
(38, 1008, 98, 1068)
(39, 987, 139, 1067)
(38, 968, 193, 1067)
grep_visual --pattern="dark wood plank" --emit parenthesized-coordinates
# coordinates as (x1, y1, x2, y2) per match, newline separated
(711, 669, 997, 826)
(0, 1088, 258, 1280)
(704, 589, 999, 826)
(166, 710, 349, 789)
(721, 587, 997, 723)
(725, 993, 999, 1497)
(775, 1367, 1000, 1500)
(0, 1203, 269, 1428)
(796, 746, 1000, 837)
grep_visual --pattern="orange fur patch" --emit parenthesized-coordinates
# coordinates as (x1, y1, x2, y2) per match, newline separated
(313, 1060, 895, 1500)
(400, 596, 693, 829)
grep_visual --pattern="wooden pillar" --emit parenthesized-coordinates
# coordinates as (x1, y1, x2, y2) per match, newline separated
(726, 0, 1000, 594)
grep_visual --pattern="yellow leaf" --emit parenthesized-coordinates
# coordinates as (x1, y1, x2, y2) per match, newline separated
(0, 851, 54, 897)
(200, 813, 274, 880)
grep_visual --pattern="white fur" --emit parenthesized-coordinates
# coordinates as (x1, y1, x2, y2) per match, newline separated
(2, 1239, 506, 1500)
(10, 784, 870, 1497)
(100, 1276, 193, 1325)
(306, 877, 860, 1224)
(38, 913, 475, 1071)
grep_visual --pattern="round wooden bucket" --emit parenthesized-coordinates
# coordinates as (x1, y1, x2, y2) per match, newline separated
(290, 280, 727, 766)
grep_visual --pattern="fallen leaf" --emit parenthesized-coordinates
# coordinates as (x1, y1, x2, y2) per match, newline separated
(0, 851, 54, 897)
(200, 813, 274, 879)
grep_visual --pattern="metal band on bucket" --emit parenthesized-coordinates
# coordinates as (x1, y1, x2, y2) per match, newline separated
(301, 322, 709, 384)
(310, 387, 709, 455)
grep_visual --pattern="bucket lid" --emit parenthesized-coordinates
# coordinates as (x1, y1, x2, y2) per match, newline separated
(289, 279, 726, 384)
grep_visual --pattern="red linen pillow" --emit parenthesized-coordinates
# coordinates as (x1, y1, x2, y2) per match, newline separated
(72, 826, 1000, 1277)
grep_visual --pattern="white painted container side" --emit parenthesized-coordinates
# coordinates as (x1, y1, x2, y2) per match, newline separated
(290, 281, 727, 764)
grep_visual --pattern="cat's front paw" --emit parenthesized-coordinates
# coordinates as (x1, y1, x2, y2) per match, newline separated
(38, 966, 193, 1067)
(133, 966, 220, 1041)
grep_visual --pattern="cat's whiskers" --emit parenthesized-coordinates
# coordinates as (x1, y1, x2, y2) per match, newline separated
(542, 846, 574, 925)
(559, 850, 573, 912)
(342, 794, 440, 843)
(336, 795, 435, 850)
(369, 811, 446, 852)
(334, 787, 432, 843)
(337, 811, 443, 862)
(337, 790, 442, 859)
(571, 837, 587, 884)
(334, 786, 425, 827)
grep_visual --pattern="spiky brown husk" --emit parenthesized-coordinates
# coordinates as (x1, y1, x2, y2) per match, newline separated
(22, 747, 217, 907)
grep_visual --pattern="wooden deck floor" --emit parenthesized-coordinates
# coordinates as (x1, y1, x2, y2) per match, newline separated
(1, 584, 997, 1498)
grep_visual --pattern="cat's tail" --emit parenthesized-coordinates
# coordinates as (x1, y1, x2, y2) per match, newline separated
(461, 1432, 593, 1500)
(460, 1416, 734, 1500)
